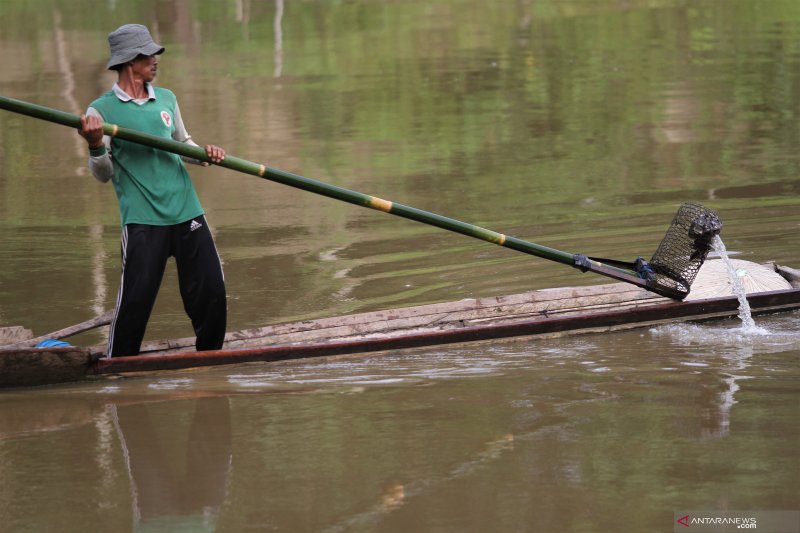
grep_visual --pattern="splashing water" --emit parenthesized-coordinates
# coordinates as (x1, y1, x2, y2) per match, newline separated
(710, 235, 759, 331)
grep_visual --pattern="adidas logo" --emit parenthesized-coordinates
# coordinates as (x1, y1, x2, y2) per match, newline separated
(190, 220, 203, 232)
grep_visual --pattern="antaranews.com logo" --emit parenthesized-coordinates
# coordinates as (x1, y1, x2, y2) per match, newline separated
(676, 514, 756, 529)
(674, 511, 799, 532)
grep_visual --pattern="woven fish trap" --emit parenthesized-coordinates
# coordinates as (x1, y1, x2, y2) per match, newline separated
(648, 203, 722, 297)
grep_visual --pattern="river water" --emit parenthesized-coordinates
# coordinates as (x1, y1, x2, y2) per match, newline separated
(1, 1, 799, 531)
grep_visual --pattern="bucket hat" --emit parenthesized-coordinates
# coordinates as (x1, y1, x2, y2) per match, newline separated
(106, 24, 165, 70)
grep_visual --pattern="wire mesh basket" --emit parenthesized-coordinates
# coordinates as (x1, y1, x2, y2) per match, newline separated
(648, 202, 722, 297)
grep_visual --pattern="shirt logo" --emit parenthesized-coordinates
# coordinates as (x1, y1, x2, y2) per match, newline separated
(160, 111, 172, 128)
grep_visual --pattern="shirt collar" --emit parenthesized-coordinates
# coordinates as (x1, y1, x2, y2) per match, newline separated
(112, 82, 156, 102)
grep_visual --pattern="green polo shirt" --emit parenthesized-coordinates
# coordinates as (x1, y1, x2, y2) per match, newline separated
(89, 87, 204, 226)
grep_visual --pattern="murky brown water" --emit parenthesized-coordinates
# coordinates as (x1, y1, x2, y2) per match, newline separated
(1, 1, 799, 531)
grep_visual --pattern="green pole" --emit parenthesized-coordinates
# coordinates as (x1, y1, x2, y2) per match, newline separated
(1, 95, 678, 296)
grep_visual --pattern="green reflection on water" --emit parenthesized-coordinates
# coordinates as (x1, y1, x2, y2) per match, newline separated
(2, 0, 800, 333)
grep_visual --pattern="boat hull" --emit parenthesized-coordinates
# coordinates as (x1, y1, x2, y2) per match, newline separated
(0, 348, 97, 388)
(3, 285, 800, 388)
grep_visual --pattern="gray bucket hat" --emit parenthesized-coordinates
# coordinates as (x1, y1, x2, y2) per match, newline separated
(106, 24, 165, 70)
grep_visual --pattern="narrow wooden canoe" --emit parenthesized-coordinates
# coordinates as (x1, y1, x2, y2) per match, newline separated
(2, 265, 799, 389)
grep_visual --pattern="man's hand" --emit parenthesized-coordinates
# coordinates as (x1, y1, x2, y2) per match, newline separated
(78, 114, 105, 149)
(203, 144, 226, 166)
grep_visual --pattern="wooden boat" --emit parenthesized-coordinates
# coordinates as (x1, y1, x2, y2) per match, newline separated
(2, 264, 799, 389)
(7, 97, 782, 389)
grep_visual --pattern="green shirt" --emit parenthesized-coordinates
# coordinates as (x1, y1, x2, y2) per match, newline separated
(89, 86, 204, 226)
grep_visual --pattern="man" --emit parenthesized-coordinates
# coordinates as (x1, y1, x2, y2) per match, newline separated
(79, 24, 227, 357)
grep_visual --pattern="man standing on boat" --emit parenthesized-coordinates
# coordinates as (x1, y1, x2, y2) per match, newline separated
(78, 24, 227, 357)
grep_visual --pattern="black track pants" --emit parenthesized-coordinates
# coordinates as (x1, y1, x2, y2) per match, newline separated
(107, 216, 226, 357)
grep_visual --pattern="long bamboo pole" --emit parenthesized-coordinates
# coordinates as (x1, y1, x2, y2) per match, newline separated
(0, 95, 682, 298)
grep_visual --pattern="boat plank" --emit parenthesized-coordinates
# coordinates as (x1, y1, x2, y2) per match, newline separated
(227, 285, 662, 346)
(127, 282, 662, 354)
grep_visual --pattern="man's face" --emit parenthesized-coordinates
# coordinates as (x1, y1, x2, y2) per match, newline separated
(131, 54, 158, 82)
